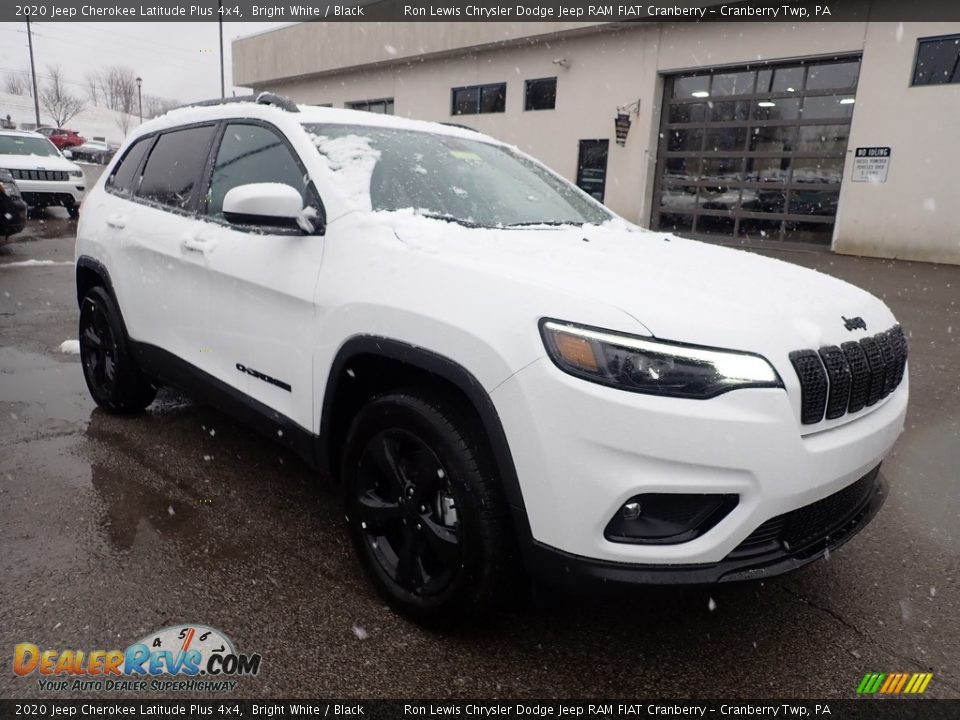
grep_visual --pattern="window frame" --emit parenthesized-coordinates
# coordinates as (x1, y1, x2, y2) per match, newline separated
(450, 82, 507, 116)
(524, 76, 558, 111)
(199, 118, 324, 236)
(103, 118, 325, 235)
(911, 33, 960, 87)
(131, 122, 220, 216)
(105, 135, 157, 198)
(346, 98, 395, 114)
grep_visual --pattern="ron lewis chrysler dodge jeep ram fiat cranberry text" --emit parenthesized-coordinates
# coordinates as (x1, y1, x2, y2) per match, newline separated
(74, 96, 907, 623)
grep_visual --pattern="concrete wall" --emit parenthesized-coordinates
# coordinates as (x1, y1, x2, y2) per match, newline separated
(234, 20, 960, 265)
(834, 21, 960, 265)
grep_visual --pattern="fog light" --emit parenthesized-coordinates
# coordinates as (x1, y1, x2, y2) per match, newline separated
(605, 493, 738, 545)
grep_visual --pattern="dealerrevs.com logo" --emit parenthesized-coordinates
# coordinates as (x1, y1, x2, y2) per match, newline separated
(13, 624, 262, 693)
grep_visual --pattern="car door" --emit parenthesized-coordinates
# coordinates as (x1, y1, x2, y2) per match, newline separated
(194, 120, 325, 431)
(115, 123, 220, 373)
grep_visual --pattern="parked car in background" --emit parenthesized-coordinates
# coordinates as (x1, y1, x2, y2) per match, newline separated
(0, 130, 86, 218)
(68, 140, 118, 165)
(0, 169, 27, 240)
(36, 127, 86, 150)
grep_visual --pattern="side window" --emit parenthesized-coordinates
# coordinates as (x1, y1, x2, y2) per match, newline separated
(106, 137, 152, 197)
(206, 123, 306, 218)
(137, 125, 217, 211)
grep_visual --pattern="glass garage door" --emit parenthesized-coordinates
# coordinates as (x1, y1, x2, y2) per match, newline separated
(652, 57, 861, 245)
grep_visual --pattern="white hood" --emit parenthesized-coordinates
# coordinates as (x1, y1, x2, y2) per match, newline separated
(391, 216, 897, 366)
(0, 153, 81, 173)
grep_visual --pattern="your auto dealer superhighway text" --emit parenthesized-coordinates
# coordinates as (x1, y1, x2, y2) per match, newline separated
(402, 705, 813, 717)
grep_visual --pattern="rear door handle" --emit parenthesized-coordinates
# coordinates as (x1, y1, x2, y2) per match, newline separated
(106, 214, 126, 229)
(180, 238, 210, 255)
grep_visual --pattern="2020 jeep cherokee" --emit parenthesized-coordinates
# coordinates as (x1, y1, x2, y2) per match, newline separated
(75, 96, 908, 623)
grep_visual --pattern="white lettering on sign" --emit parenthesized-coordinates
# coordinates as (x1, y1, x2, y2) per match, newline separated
(852, 146, 891, 183)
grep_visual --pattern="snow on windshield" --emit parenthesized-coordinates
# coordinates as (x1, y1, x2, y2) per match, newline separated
(308, 133, 381, 213)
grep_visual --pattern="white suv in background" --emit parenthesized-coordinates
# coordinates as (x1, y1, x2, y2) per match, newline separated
(0, 129, 86, 217)
(74, 96, 908, 624)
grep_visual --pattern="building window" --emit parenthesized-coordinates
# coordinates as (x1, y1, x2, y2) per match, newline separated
(576, 140, 609, 202)
(525, 77, 557, 111)
(652, 57, 861, 246)
(913, 34, 960, 86)
(451, 83, 506, 115)
(347, 98, 394, 114)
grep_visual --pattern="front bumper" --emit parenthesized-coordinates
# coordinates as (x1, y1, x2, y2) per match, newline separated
(491, 356, 906, 571)
(16, 178, 85, 208)
(516, 465, 885, 587)
(1, 196, 27, 237)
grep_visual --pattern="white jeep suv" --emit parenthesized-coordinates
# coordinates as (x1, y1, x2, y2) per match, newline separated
(75, 96, 908, 623)
(0, 129, 86, 217)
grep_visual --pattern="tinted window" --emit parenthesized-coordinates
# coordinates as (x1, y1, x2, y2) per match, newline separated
(347, 98, 394, 114)
(806, 61, 860, 90)
(913, 35, 960, 85)
(451, 83, 506, 115)
(525, 77, 557, 111)
(576, 139, 609, 202)
(207, 124, 306, 218)
(106, 137, 151, 197)
(137, 125, 216, 210)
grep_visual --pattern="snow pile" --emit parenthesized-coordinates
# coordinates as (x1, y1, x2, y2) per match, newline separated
(0, 91, 138, 145)
(58, 339, 80, 355)
(307, 133, 381, 212)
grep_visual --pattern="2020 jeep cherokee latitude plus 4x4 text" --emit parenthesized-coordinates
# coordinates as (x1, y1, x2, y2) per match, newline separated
(75, 98, 908, 623)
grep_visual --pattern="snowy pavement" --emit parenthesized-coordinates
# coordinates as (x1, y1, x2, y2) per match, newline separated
(0, 227, 958, 699)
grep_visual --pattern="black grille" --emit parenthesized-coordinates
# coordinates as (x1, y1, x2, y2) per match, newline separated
(8, 168, 69, 182)
(791, 325, 907, 425)
(729, 466, 880, 560)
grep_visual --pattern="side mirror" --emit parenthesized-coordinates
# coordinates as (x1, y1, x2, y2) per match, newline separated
(62, 149, 73, 159)
(222, 183, 316, 232)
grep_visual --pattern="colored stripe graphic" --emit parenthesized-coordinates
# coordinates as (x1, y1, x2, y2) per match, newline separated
(859, 672, 933, 694)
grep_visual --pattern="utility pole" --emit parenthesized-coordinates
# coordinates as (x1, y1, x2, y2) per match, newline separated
(218, 1, 225, 98)
(25, 17, 41, 127)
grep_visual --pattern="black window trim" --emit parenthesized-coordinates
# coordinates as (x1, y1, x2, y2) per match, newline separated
(450, 82, 507, 116)
(524, 76, 558, 112)
(103, 118, 325, 235)
(199, 117, 325, 236)
(911, 32, 960, 87)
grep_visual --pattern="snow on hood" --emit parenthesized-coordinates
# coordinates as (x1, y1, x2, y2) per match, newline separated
(367, 209, 895, 357)
(0, 153, 81, 173)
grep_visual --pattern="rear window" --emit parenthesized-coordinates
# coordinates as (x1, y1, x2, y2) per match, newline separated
(137, 125, 217, 210)
(106, 137, 152, 197)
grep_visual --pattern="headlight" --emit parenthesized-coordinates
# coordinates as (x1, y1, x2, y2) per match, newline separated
(69, 170, 84, 178)
(0, 181, 20, 197)
(541, 320, 782, 399)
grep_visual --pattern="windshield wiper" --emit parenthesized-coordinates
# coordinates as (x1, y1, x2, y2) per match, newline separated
(504, 220, 584, 228)
(415, 212, 485, 229)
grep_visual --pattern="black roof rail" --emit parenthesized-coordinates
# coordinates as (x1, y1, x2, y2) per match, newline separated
(172, 92, 300, 113)
(439, 122, 477, 132)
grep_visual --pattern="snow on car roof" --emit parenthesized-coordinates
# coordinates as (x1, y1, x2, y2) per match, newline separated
(136, 100, 503, 147)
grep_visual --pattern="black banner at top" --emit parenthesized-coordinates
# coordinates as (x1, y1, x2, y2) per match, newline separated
(4, 0, 960, 22)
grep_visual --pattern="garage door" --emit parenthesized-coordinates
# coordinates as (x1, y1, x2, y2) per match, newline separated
(652, 57, 861, 246)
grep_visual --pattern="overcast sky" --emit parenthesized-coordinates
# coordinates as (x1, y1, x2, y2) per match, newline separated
(0, 21, 290, 104)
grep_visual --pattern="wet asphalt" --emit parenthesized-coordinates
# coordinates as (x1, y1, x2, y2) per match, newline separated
(0, 218, 958, 700)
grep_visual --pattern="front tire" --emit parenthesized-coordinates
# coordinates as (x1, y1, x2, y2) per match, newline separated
(79, 287, 156, 413)
(342, 391, 517, 625)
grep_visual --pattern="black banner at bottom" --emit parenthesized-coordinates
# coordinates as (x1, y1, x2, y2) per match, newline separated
(1, 700, 959, 720)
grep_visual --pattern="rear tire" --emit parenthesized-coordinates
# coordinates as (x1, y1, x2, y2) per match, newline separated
(342, 390, 518, 625)
(78, 286, 156, 413)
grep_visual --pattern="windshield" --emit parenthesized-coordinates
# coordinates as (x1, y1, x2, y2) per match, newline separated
(303, 123, 613, 227)
(0, 135, 61, 158)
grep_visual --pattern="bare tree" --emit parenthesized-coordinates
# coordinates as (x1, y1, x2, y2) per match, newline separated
(84, 72, 100, 105)
(3, 69, 32, 96)
(39, 65, 84, 128)
(95, 66, 138, 115)
(143, 94, 180, 119)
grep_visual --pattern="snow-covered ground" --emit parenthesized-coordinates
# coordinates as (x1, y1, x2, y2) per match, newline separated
(0, 91, 140, 145)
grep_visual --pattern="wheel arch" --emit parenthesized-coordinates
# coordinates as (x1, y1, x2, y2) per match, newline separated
(76, 256, 115, 307)
(319, 336, 526, 512)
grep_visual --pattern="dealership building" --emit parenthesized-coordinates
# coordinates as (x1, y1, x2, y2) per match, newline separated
(233, 18, 960, 265)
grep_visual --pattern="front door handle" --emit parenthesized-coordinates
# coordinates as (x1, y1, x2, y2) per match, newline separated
(106, 214, 126, 229)
(180, 238, 210, 255)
